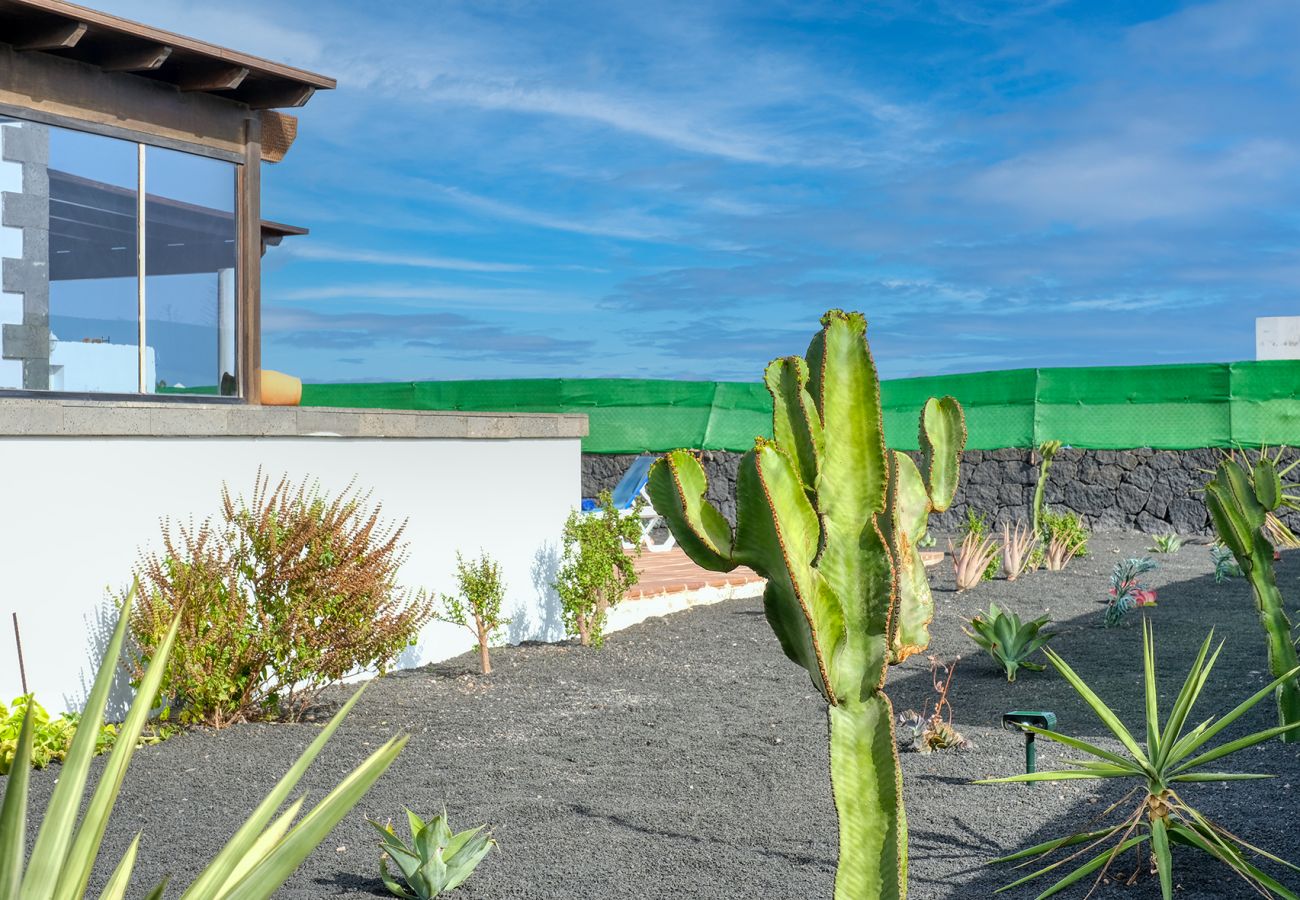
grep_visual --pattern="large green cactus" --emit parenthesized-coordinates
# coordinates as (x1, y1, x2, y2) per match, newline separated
(1204, 451, 1300, 739)
(647, 310, 965, 899)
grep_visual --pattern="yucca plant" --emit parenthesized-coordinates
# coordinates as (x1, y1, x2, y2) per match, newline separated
(977, 622, 1300, 900)
(369, 809, 495, 898)
(1001, 521, 1039, 582)
(963, 602, 1057, 682)
(0, 584, 407, 899)
(951, 531, 999, 592)
(1150, 532, 1183, 554)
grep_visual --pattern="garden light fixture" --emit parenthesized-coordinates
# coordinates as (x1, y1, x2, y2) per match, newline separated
(1001, 710, 1056, 783)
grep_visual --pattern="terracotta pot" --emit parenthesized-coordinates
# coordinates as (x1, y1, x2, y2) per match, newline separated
(260, 369, 302, 406)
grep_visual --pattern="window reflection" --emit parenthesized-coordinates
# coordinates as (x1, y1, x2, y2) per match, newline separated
(145, 146, 237, 395)
(0, 116, 238, 396)
(0, 120, 142, 392)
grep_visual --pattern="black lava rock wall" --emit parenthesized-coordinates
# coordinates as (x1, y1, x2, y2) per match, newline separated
(582, 447, 1297, 535)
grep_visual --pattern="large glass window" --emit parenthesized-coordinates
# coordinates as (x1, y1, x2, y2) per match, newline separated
(0, 116, 238, 396)
(145, 147, 237, 395)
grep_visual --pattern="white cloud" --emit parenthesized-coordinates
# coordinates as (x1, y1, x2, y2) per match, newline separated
(277, 243, 536, 273)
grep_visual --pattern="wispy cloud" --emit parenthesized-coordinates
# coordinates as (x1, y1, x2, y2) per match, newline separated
(89, 0, 1300, 382)
(277, 243, 536, 273)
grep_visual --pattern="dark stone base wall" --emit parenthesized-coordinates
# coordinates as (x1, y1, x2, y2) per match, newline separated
(582, 448, 1300, 536)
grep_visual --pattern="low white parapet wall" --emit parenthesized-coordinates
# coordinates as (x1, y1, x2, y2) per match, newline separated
(0, 398, 587, 711)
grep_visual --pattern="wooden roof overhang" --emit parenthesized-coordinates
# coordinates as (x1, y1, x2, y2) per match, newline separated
(0, 0, 335, 109)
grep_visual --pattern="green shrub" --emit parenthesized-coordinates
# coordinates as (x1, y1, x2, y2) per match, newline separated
(437, 551, 510, 675)
(960, 509, 1000, 580)
(553, 490, 643, 647)
(126, 473, 434, 727)
(0, 696, 79, 773)
(1041, 508, 1089, 558)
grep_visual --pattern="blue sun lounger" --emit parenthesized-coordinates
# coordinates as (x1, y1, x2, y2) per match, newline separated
(580, 455, 675, 552)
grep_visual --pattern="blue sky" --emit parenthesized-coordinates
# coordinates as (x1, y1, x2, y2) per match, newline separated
(97, 0, 1300, 382)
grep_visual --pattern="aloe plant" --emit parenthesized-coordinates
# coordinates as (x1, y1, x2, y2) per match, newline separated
(977, 622, 1300, 900)
(0, 584, 407, 899)
(647, 309, 966, 900)
(1204, 449, 1300, 737)
(963, 603, 1056, 682)
(369, 809, 495, 898)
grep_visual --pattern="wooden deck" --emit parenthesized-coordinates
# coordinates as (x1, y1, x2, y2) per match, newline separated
(627, 547, 763, 601)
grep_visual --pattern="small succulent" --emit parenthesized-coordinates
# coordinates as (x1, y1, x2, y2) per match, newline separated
(1105, 557, 1159, 627)
(370, 809, 495, 899)
(897, 657, 970, 753)
(963, 602, 1057, 682)
(1150, 532, 1183, 554)
(1210, 544, 1243, 583)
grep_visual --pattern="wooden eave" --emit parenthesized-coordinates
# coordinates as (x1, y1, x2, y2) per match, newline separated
(0, 0, 335, 108)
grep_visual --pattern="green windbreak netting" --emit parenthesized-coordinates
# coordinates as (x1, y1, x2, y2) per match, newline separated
(300, 360, 1300, 453)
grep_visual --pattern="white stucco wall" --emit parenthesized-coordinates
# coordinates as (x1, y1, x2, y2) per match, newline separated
(0, 431, 581, 712)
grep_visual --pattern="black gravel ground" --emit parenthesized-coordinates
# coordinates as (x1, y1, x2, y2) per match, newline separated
(14, 532, 1300, 899)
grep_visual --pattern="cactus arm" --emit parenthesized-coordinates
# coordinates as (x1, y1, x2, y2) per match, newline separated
(1032, 440, 1062, 538)
(808, 310, 893, 702)
(1205, 460, 1300, 740)
(733, 443, 838, 704)
(646, 451, 736, 572)
(889, 397, 967, 664)
(829, 696, 906, 900)
(1254, 457, 1284, 511)
(765, 356, 823, 491)
(888, 453, 933, 664)
(919, 396, 965, 512)
(1244, 528, 1300, 733)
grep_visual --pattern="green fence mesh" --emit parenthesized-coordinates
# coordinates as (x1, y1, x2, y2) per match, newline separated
(300, 360, 1300, 453)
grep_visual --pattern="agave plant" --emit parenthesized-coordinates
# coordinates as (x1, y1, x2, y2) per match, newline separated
(951, 532, 999, 592)
(1001, 521, 1039, 582)
(963, 602, 1057, 682)
(369, 809, 495, 899)
(0, 584, 406, 899)
(1150, 532, 1183, 554)
(977, 622, 1300, 900)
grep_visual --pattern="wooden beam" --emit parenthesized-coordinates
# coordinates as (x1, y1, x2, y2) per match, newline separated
(13, 19, 87, 50)
(237, 116, 263, 404)
(179, 65, 249, 92)
(99, 43, 172, 72)
(243, 84, 315, 110)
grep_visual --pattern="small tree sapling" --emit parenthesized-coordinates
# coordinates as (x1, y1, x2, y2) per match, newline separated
(438, 551, 509, 675)
(553, 491, 643, 647)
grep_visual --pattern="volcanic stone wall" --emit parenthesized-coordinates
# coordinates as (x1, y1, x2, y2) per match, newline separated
(582, 448, 1296, 535)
